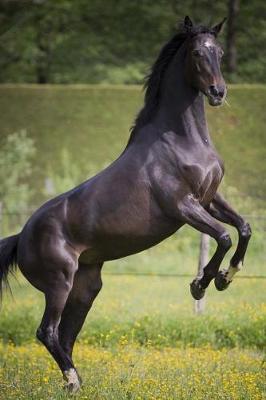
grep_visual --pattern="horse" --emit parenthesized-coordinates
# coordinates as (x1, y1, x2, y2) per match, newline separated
(0, 16, 251, 392)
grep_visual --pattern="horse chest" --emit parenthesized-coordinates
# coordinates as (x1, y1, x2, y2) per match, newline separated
(180, 153, 224, 202)
(157, 131, 224, 203)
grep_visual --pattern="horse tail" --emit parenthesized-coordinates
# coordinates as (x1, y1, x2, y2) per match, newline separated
(0, 234, 19, 301)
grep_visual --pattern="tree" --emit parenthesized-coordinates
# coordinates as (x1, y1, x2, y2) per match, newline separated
(0, 0, 265, 84)
(226, 0, 239, 75)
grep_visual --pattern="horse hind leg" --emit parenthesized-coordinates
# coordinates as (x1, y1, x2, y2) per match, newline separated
(35, 253, 82, 392)
(58, 262, 103, 366)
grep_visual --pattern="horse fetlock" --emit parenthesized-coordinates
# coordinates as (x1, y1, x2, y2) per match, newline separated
(63, 368, 81, 393)
(190, 279, 206, 300)
(218, 233, 232, 251)
(227, 264, 241, 279)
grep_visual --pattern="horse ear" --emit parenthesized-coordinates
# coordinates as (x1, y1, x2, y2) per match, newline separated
(184, 16, 193, 29)
(212, 17, 227, 36)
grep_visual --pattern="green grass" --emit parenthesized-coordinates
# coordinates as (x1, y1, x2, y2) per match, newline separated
(0, 343, 265, 400)
(1, 272, 265, 399)
(1, 273, 265, 349)
(0, 84, 265, 204)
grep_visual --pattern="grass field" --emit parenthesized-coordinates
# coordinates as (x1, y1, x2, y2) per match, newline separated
(1, 274, 266, 349)
(0, 84, 266, 202)
(0, 272, 265, 399)
(0, 85, 265, 399)
(0, 343, 265, 400)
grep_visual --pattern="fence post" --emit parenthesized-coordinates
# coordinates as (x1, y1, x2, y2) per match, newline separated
(194, 233, 210, 314)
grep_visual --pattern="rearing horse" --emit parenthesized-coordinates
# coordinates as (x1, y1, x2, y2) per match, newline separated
(0, 16, 251, 392)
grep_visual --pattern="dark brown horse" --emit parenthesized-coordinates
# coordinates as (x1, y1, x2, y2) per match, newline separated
(0, 17, 251, 392)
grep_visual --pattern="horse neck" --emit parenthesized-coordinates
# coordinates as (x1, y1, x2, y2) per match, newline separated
(153, 47, 210, 144)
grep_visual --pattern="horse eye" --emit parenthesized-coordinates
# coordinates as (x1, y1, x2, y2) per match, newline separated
(192, 49, 203, 57)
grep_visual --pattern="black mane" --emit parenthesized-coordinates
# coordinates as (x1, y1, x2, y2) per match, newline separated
(128, 23, 215, 142)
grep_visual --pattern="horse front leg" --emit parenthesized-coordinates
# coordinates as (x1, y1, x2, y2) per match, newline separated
(178, 194, 232, 300)
(208, 192, 252, 291)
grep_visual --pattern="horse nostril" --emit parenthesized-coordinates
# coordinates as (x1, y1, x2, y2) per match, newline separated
(209, 85, 219, 97)
(209, 85, 224, 98)
(218, 89, 225, 98)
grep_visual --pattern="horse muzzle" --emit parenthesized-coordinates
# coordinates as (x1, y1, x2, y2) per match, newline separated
(206, 84, 226, 107)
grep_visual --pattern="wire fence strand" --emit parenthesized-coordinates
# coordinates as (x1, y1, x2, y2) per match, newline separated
(0, 207, 265, 279)
(103, 271, 266, 279)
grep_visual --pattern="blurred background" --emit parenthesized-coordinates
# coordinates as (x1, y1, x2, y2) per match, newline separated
(0, 1, 265, 399)
(0, 0, 265, 84)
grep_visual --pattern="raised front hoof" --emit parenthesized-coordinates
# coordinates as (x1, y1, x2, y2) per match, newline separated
(214, 270, 231, 291)
(190, 279, 206, 300)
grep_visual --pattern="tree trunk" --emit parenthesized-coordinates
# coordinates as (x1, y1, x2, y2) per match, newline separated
(35, 23, 50, 84)
(36, 65, 49, 84)
(36, 43, 50, 84)
(226, 0, 239, 74)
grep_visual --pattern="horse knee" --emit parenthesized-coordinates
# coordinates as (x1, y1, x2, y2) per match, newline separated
(218, 233, 232, 251)
(240, 222, 252, 240)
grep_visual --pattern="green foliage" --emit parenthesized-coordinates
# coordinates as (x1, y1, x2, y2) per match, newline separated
(0, 130, 35, 213)
(44, 148, 81, 195)
(0, 308, 265, 350)
(0, 0, 265, 83)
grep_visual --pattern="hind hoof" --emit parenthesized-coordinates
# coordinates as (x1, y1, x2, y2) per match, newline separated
(64, 381, 81, 394)
(63, 368, 81, 394)
(190, 279, 205, 300)
(214, 270, 232, 291)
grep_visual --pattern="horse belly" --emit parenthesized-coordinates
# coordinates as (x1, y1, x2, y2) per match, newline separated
(79, 213, 180, 263)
